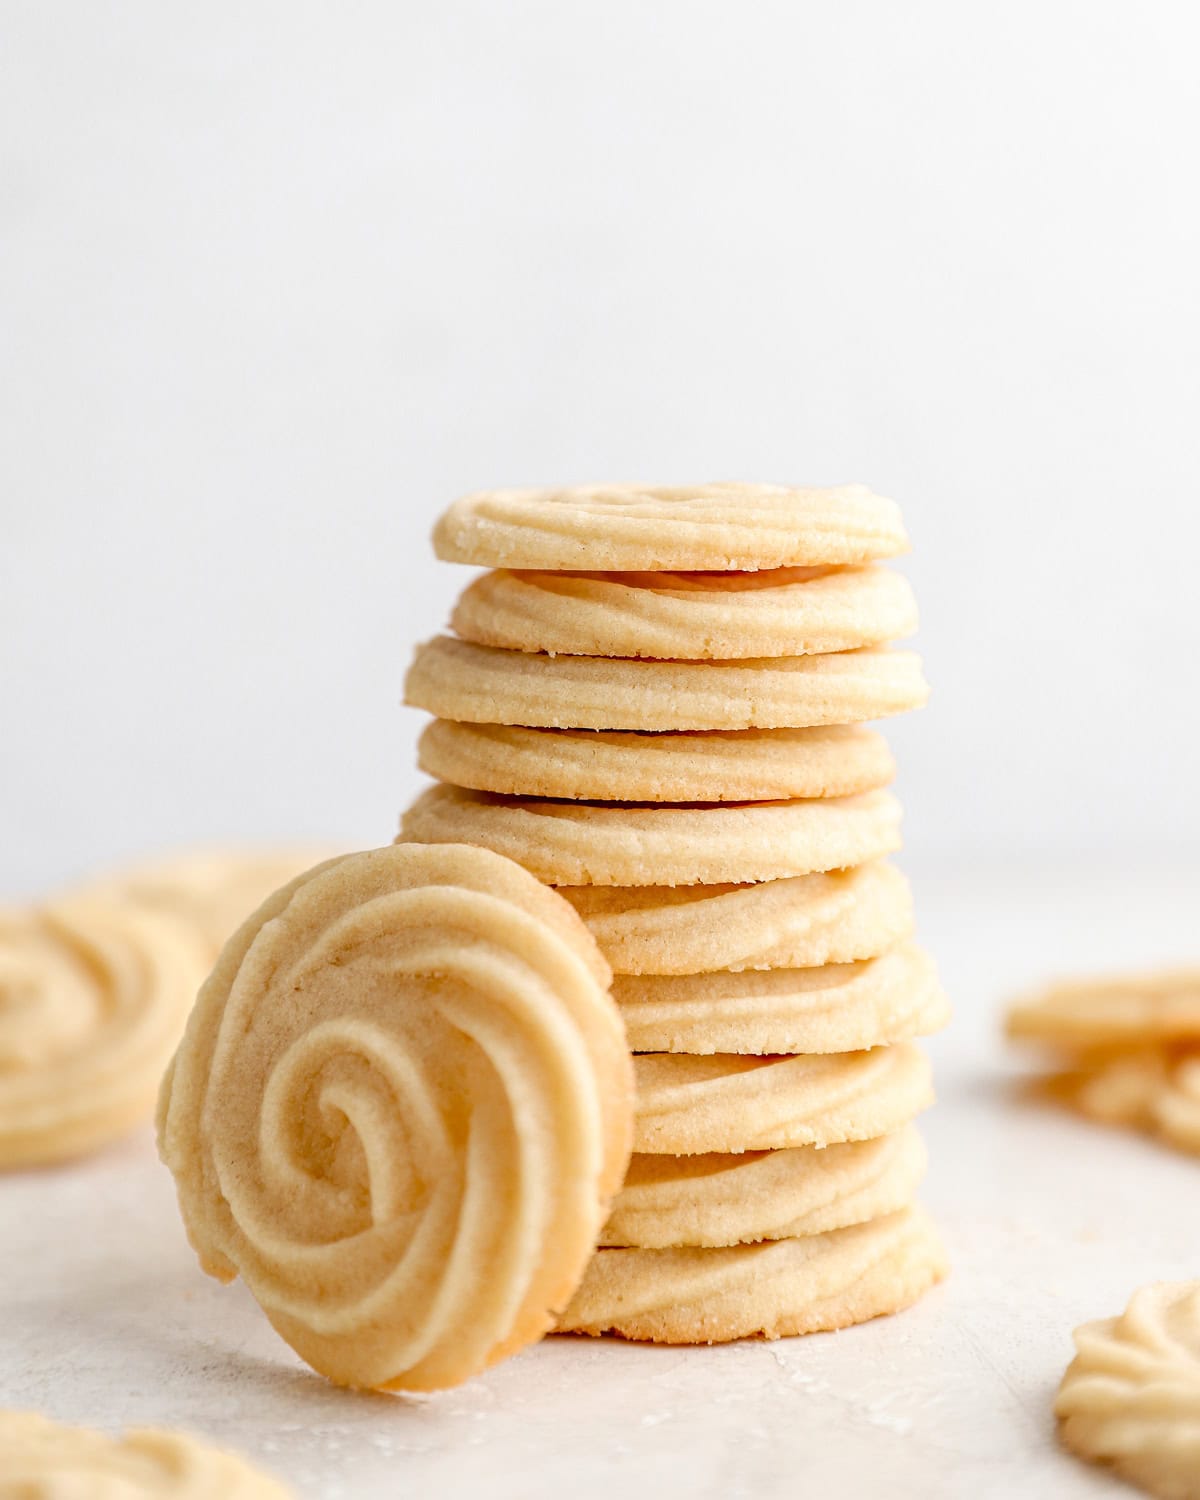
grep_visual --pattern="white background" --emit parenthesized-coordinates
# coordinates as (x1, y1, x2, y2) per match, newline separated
(3, 1, 1199, 894)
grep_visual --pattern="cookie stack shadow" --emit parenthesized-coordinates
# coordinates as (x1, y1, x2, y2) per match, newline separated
(401, 484, 950, 1343)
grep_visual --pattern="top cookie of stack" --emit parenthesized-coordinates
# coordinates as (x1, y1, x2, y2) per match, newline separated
(402, 483, 948, 1343)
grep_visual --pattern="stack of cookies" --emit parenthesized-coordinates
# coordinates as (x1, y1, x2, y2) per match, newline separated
(401, 484, 949, 1342)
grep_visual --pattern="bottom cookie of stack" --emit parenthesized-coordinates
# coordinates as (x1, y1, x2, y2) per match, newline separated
(558, 1205, 947, 1342)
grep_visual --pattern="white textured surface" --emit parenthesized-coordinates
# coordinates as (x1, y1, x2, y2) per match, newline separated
(2, 861, 1198, 1498)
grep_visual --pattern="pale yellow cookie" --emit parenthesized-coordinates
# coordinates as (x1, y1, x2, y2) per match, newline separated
(406, 636, 929, 732)
(418, 721, 895, 803)
(560, 862, 914, 975)
(157, 844, 633, 1393)
(85, 845, 343, 961)
(1054, 1046, 1200, 1157)
(1007, 968, 1200, 1049)
(0, 901, 211, 1169)
(1056, 1281, 1200, 1500)
(1153, 1054, 1200, 1155)
(0, 1411, 291, 1496)
(398, 785, 902, 888)
(451, 564, 918, 659)
(613, 941, 949, 1055)
(601, 1124, 927, 1248)
(433, 483, 909, 572)
(557, 1205, 947, 1343)
(633, 1043, 932, 1154)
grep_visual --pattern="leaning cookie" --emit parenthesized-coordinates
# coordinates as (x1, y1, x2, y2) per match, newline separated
(418, 722, 896, 803)
(158, 844, 633, 1392)
(633, 1043, 933, 1154)
(433, 483, 909, 572)
(0, 900, 211, 1168)
(558, 1206, 947, 1343)
(0, 1411, 291, 1497)
(451, 565, 917, 660)
(601, 1126, 928, 1249)
(398, 785, 902, 887)
(560, 863, 914, 975)
(614, 942, 949, 1055)
(1056, 1281, 1200, 1500)
(406, 637, 929, 732)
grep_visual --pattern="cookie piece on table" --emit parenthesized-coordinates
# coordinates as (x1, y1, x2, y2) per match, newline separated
(1052, 1046, 1200, 1158)
(0, 901, 210, 1168)
(157, 844, 632, 1393)
(451, 564, 917, 660)
(0, 1410, 290, 1496)
(1007, 968, 1200, 1050)
(559, 1206, 947, 1343)
(613, 941, 949, 1056)
(406, 636, 929, 732)
(560, 863, 914, 975)
(632, 1043, 933, 1154)
(433, 484, 909, 572)
(418, 721, 896, 804)
(1056, 1281, 1200, 1500)
(398, 785, 902, 888)
(601, 1125, 928, 1249)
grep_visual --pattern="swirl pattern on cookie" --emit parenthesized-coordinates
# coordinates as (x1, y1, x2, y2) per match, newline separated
(157, 844, 633, 1392)
(560, 863, 914, 975)
(418, 722, 896, 804)
(633, 1043, 932, 1154)
(601, 1125, 928, 1248)
(0, 901, 210, 1168)
(558, 1206, 947, 1342)
(614, 942, 949, 1055)
(1056, 1281, 1200, 1500)
(399, 786, 902, 888)
(1008, 968, 1200, 1049)
(0, 1412, 291, 1496)
(433, 484, 909, 571)
(406, 636, 929, 732)
(451, 565, 918, 660)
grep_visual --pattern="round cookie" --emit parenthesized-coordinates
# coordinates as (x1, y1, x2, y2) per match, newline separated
(1152, 1054, 1200, 1155)
(1056, 1281, 1200, 1500)
(157, 844, 633, 1393)
(0, 1411, 292, 1496)
(633, 1043, 933, 1154)
(558, 1205, 947, 1342)
(82, 844, 344, 962)
(0, 900, 211, 1168)
(560, 862, 914, 975)
(417, 721, 896, 804)
(433, 483, 909, 572)
(399, 785, 903, 888)
(406, 636, 929, 732)
(1054, 1047, 1200, 1158)
(601, 1125, 928, 1249)
(614, 942, 949, 1055)
(451, 564, 918, 660)
(1008, 968, 1200, 1049)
